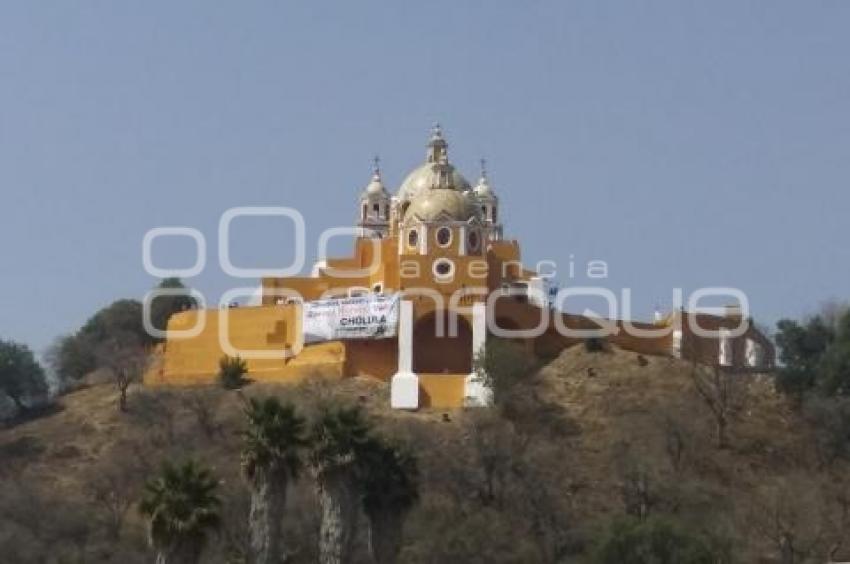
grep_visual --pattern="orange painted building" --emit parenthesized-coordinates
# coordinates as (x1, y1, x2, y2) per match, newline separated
(147, 126, 774, 408)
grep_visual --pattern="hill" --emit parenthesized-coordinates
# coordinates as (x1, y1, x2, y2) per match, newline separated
(1, 345, 848, 563)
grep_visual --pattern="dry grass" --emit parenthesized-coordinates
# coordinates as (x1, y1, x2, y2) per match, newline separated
(1, 345, 848, 562)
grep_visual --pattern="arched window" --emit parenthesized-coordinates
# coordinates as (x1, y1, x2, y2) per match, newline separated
(436, 226, 452, 247)
(407, 229, 419, 248)
(467, 230, 480, 252)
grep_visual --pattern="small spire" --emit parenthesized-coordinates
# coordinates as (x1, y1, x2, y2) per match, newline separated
(474, 157, 494, 198)
(371, 154, 381, 179)
(430, 122, 443, 141)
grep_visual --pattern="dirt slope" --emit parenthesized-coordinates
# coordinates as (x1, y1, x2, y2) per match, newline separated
(1, 345, 847, 563)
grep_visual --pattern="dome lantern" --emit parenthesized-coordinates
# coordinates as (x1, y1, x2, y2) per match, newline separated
(396, 125, 471, 203)
(426, 123, 448, 164)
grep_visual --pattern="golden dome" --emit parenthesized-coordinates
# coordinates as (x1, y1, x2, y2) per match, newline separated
(404, 188, 480, 222)
(397, 162, 471, 202)
(396, 124, 471, 201)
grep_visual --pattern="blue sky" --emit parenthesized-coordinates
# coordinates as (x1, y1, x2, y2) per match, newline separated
(1, 1, 848, 354)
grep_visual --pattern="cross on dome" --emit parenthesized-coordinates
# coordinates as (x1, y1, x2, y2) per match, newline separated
(371, 154, 381, 180)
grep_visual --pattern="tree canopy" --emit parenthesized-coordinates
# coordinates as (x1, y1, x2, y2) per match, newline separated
(593, 516, 715, 564)
(775, 306, 850, 399)
(0, 338, 48, 410)
(149, 278, 197, 341)
(48, 278, 195, 387)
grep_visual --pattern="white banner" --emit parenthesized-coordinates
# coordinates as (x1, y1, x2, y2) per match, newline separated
(302, 293, 399, 344)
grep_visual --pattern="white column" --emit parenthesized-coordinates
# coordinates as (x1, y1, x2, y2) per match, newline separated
(419, 225, 428, 255)
(719, 327, 733, 367)
(391, 300, 419, 409)
(745, 338, 761, 368)
(465, 302, 492, 406)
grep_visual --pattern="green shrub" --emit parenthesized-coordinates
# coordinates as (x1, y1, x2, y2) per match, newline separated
(473, 338, 538, 408)
(218, 355, 248, 389)
(584, 337, 608, 353)
(592, 516, 715, 564)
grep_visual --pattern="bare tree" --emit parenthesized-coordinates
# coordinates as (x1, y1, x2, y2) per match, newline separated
(0, 478, 94, 562)
(821, 474, 850, 563)
(130, 389, 179, 445)
(466, 411, 526, 509)
(749, 476, 826, 564)
(509, 440, 576, 563)
(689, 361, 743, 449)
(86, 442, 151, 540)
(659, 411, 694, 473)
(97, 332, 150, 412)
(620, 463, 654, 521)
(819, 299, 850, 332)
(183, 390, 222, 440)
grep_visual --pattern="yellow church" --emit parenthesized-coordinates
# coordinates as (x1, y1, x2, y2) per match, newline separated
(146, 126, 775, 408)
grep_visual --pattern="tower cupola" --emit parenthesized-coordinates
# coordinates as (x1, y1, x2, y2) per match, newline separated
(472, 159, 501, 238)
(426, 123, 448, 164)
(357, 156, 391, 238)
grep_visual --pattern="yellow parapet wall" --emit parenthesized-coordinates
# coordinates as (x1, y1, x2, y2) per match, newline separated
(145, 305, 347, 386)
(418, 374, 467, 408)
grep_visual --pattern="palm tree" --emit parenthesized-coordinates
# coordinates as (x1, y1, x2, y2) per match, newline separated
(139, 460, 221, 564)
(241, 396, 309, 564)
(310, 404, 372, 564)
(359, 438, 419, 564)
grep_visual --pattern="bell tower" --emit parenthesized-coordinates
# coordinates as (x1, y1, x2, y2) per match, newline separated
(473, 159, 502, 240)
(357, 156, 391, 238)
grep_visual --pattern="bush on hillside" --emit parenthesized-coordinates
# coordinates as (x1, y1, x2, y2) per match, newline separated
(584, 337, 609, 353)
(218, 356, 248, 390)
(473, 338, 539, 410)
(592, 516, 715, 564)
(803, 396, 850, 468)
(818, 312, 850, 397)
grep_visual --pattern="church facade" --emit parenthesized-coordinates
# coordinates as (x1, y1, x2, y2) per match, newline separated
(146, 127, 775, 408)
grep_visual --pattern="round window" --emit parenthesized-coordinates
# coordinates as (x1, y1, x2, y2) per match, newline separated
(407, 229, 419, 248)
(436, 226, 452, 247)
(467, 230, 480, 252)
(432, 258, 455, 281)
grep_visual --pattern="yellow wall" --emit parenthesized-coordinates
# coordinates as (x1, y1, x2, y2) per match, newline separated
(344, 339, 397, 381)
(418, 374, 467, 408)
(152, 233, 750, 408)
(145, 305, 346, 386)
